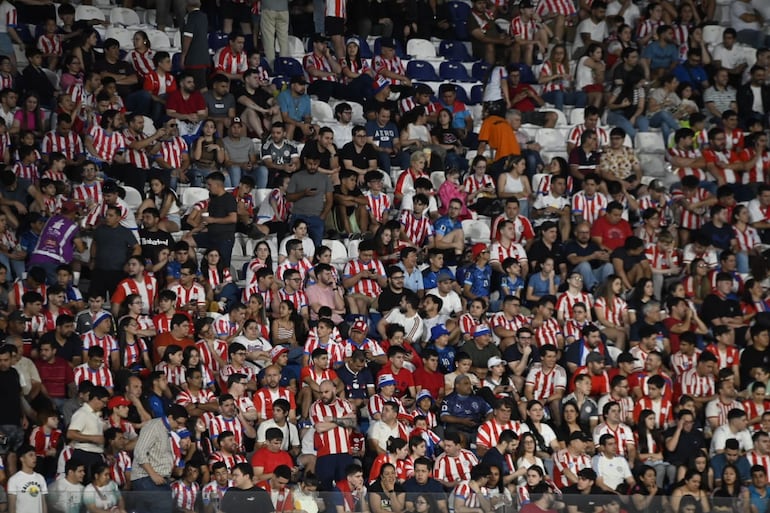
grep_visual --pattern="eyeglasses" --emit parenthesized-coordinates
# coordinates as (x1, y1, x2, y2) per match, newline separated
(168, 124, 178, 128)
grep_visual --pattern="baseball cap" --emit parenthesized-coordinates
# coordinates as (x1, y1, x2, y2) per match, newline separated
(231, 116, 243, 126)
(61, 200, 79, 214)
(416, 389, 434, 403)
(345, 37, 360, 47)
(437, 270, 455, 282)
(107, 396, 131, 410)
(586, 352, 604, 364)
(431, 324, 450, 339)
(471, 243, 488, 260)
(378, 373, 396, 388)
(8, 310, 28, 322)
(93, 311, 112, 329)
(569, 431, 591, 442)
(617, 352, 637, 364)
(351, 319, 368, 333)
(473, 325, 491, 337)
(487, 356, 506, 368)
(373, 76, 392, 94)
(102, 181, 119, 194)
(649, 179, 666, 192)
(270, 345, 289, 362)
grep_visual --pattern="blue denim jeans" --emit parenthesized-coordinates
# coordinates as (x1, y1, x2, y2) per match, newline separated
(606, 111, 650, 140)
(649, 110, 680, 146)
(542, 90, 587, 110)
(229, 164, 268, 189)
(131, 477, 172, 513)
(291, 214, 325, 247)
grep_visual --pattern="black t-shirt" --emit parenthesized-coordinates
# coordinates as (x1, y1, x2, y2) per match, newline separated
(139, 228, 175, 263)
(339, 141, 378, 171)
(333, 184, 365, 217)
(741, 345, 770, 386)
(528, 240, 564, 272)
(234, 84, 272, 112)
(369, 480, 405, 511)
(0, 367, 22, 424)
(663, 425, 705, 466)
(92, 224, 138, 271)
(363, 98, 399, 119)
(563, 239, 604, 270)
(431, 126, 462, 149)
(221, 486, 274, 513)
(207, 192, 237, 237)
(377, 287, 405, 314)
(701, 221, 734, 250)
(701, 293, 742, 327)
(561, 485, 605, 513)
(37, 331, 82, 363)
(93, 58, 138, 96)
(610, 247, 645, 273)
(301, 142, 338, 172)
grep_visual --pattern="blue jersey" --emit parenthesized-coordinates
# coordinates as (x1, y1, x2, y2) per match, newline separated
(463, 264, 492, 298)
(429, 344, 456, 373)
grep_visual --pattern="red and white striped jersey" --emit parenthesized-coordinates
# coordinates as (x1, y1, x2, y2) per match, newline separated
(671, 187, 710, 230)
(645, 244, 681, 270)
(68, 83, 96, 121)
(679, 368, 715, 398)
(458, 313, 486, 337)
(489, 311, 529, 334)
(301, 367, 337, 389)
(168, 283, 206, 310)
(324, 0, 345, 18)
(476, 419, 530, 450)
(394, 167, 427, 199)
(533, 317, 561, 347)
(556, 291, 593, 322)
(672, 24, 689, 60)
(108, 450, 132, 488)
(706, 398, 743, 427)
(304, 335, 346, 365)
(535, 0, 576, 17)
(510, 16, 538, 40)
(87, 125, 126, 163)
(463, 174, 496, 204)
(340, 57, 372, 84)
(668, 146, 705, 181)
(303, 52, 336, 83)
(219, 363, 257, 385)
(42, 129, 84, 161)
(155, 136, 188, 169)
(156, 361, 186, 386)
(343, 258, 386, 296)
(126, 49, 155, 78)
(703, 148, 740, 184)
(567, 124, 608, 148)
(539, 61, 569, 94)
(734, 223, 762, 252)
(72, 181, 102, 206)
(81, 332, 118, 360)
(592, 422, 635, 457)
(208, 451, 247, 472)
(535, 174, 575, 197)
(553, 448, 591, 488)
(121, 339, 148, 368)
(277, 288, 309, 312)
(491, 214, 536, 243)
(637, 18, 664, 41)
(746, 451, 770, 478)
(310, 398, 355, 456)
(399, 97, 439, 116)
(122, 129, 152, 170)
(152, 313, 174, 334)
(399, 210, 434, 246)
(739, 148, 770, 185)
(633, 396, 674, 428)
(373, 55, 406, 84)
(196, 339, 228, 374)
(367, 393, 406, 419)
(365, 191, 391, 223)
(670, 349, 701, 378)
(454, 481, 489, 509)
(704, 343, 740, 372)
(275, 258, 313, 287)
(571, 191, 607, 224)
(143, 70, 177, 96)
(37, 33, 62, 56)
(112, 275, 157, 315)
(433, 449, 479, 484)
(171, 481, 200, 511)
(73, 363, 114, 388)
(12, 161, 37, 182)
(241, 283, 274, 308)
(213, 314, 241, 340)
(208, 415, 246, 451)
(253, 387, 297, 421)
(594, 296, 627, 327)
(11, 280, 47, 310)
(744, 399, 770, 431)
(176, 388, 216, 412)
(489, 240, 528, 265)
(563, 319, 594, 342)
(201, 480, 232, 510)
(0, 1, 18, 30)
(214, 46, 248, 77)
(29, 426, 61, 457)
(204, 267, 233, 289)
(724, 128, 744, 151)
(525, 363, 567, 401)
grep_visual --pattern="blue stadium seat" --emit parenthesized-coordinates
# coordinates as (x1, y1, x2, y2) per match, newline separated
(274, 57, 304, 78)
(469, 84, 484, 105)
(272, 76, 290, 90)
(16, 25, 33, 45)
(439, 40, 474, 62)
(447, 1, 471, 40)
(347, 35, 373, 59)
(439, 61, 472, 82)
(453, 86, 469, 104)
(259, 56, 272, 76)
(208, 31, 229, 51)
(516, 63, 537, 84)
(172, 52, 182, 74)
(373, 37, 407, 59)
(406, 60, 440, 81)
(471, 61, 491, 81)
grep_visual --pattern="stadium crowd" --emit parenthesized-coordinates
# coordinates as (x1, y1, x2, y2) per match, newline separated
(2, 0, 770, 513)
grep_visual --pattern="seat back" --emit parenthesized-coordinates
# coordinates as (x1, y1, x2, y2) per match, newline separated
(274, 57, 304, 78)
(471, 60, 491, 81)
(146, 29, 171, 50)
(406, 60, 440, 81)
(109, 7, 141, 26)
(406, 38, 437, 59)
(439, 39, 473, 62)
(439, 61, 471, 81)
(75, 5, 106, 21)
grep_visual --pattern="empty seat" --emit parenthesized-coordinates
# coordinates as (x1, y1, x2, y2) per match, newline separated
(208, 31, 229, 51)
(471, 60, 491, 81)
(105, 27, 134, 49)
(182, 187, 210, 209)
(253, 188, 271, 206)
(439, 40, 474, 62)
(122, 186, 143, 212)
(430, 171, 446, 191)
(406, 60, 440, 81)
(278, 35, 306, 59)
(535, 128, 565, 151)
(446, 2, 471, 40)
(703, 25, 725, 49)
(439, 61, 472, 81)
(469, 84, 484, 105)
(109, 7, 141, 26)
(324, 239, 349, 271)
(569, 107, 585, 125)
(146, 29, 171, 50)
(75, 5, 106, 21)
(311, 100, 335, 122)
(635, 132, 666, 154)
(406, 38, 437, 59)
(462, 219, 491, 243)
(274, 57, 304, 78)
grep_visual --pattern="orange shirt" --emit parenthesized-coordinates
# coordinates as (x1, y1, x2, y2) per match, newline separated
(478, 115, 521, 161)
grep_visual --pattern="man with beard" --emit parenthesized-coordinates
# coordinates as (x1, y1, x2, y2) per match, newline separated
(286, 146, 333, 247)
(305, 262, 346, 324)
(310, 379, 357, 490)
(702, 127, 756, 187)
(165, 72, 208, 136)
(139, 208, 174, 267)
(110, 256, 157, 316)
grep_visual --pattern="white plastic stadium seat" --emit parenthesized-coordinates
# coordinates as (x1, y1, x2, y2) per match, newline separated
(535, 128, 564, 152)
(702, 25, 725, 50)
(346, 238, 361, 261)
(540, 108, 567, 126)
(105, 27, 134, 49)
(182, 187, 210, 209)
(635, 132, 666, 154)
(253, 188, 271, 206)
(430, 171, 446, 192)
(323, 239, 349, 271)
(146, 29, 172, 50)
(569, 108, 585, 126)
(276, 35, 305, 59)
(462, 219, 491, 244)
(406, 38, 437, 59)
(311, 100, 335, 123)
(109, 7, 141, 26)
(142, 116, 156, 137)
(75, 5, 106, 21)
(122, 186, 143, 212)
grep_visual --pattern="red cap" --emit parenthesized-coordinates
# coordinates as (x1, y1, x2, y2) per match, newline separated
(351, 320, 368, 333)
(107, 396, 131, 409)
(61, 201, 79, 214)
(472, 243, 488, 260)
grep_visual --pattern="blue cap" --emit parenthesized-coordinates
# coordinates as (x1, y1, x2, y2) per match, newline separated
(431, 324, 450, 339)
(416, 389, 434, 403)
(437, 270, 455, 282)
(473, 325, 492, 337)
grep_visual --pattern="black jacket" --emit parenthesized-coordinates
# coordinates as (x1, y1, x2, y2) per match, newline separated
(736, 82, 770, 121)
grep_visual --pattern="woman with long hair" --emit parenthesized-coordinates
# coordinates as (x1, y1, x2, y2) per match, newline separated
(271, 299, 305, 347)
(740, 278, 770, 324)
(683, 258, 711, 307)
(369, 437, 410, 484)
(731, 200, 762, 276)
(231, 318, 272, 369)
(339, 38, 375, 102)
(400, 107, 441, 170)
(244, 294, 270, 332)
(497, 155, 532, 218)
(711, 464, 748, 513)
(83, 463, 127, 513)
(200, 248, 239, 309)
(369, 463, 406, 513)
(630, 465, 665, 513)
(278, 218, 316, 264)
(116, 315, 152, 371)
(524, 400, 560, 461)
(516, 465, 552, 507)
(628, 277, 656, 324)
(244, 240, 274, 286)
(556, 402, 586, 449)
(11, 92, 45, 139)
(155, 344, 186, 393)
(676, 449, 714, 492)
(539, 44, 585, 110)
(125, 30, 155, 79)
(575, 43, 605, 109)
(431, 109, 466, 171)
(306, 245, 340, 287)
(72, 28, 98, 73)
(487, 464, 515, 510)
(671, 467, 712, 513)
(373, 223, 399, 265)
(193, 317, 228, 377)
(60, 54, 84, 91)
(686, 25, 712, 68)
(594, 275, 630, 349)
(118, 294, 156, 338)
(636, 409, 672, 489)
(191, 119, 228, 187)
(606, 23, 636, 68)
(464, 155, 498, 215)
(515, 432, 546, 486)
(138, 176, 182, 232)
(182, 345, 216, 390)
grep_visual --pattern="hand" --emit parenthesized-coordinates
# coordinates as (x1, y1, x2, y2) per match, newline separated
(150, 473, 167, 486)
(205, 144, 219, 152)
(304, 188, 318, 196)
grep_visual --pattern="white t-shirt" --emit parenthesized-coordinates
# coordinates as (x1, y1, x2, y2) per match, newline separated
(256, 419, 300, 450)
(710, 425, 754, 456)
(573, 18, 608, 54)
(751, 85, 763, 113)
(483, 66, 508, 103)
(7, 470, 48, 513)
(278, 235, 316, 260)
(592, 454, 632, 490)
(606, 0, 640, 29)
(712, 44, 747, 70)
(48, 477, 84, 513)
(426, 288, 463, 317)
(730, 1, 760, 32)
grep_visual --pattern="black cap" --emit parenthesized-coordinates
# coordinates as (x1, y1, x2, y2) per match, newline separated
(102, 181, 119, 194)
(577, 468, 597, 481)
(380, 38, 396, 49)
(8, 310, 29, 322)
(569, 431, 590, 442)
